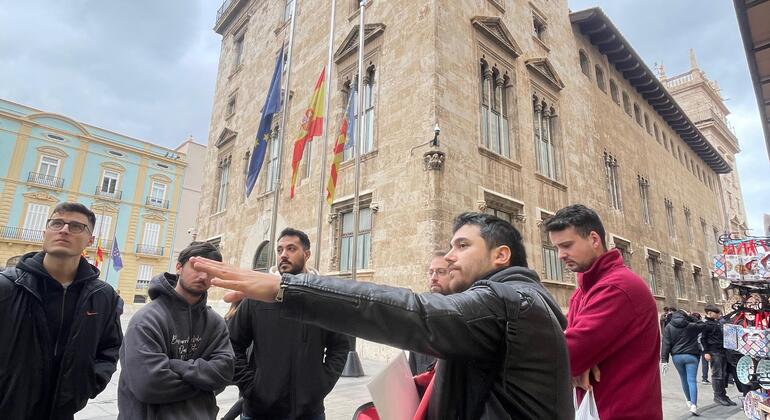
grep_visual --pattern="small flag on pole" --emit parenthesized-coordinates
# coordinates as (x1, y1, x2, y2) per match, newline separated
(326, 88, 357, 204)
(95, 240, 104, 267)
(245, 46, 285, 197)
(111, 238, 123, 272)
(290, 66, 326, 199)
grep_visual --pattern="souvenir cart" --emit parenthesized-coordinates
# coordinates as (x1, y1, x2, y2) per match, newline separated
(714, 234, 770, 419)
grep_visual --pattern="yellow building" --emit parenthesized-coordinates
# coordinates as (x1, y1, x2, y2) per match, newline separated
(0, 98, 204, 303)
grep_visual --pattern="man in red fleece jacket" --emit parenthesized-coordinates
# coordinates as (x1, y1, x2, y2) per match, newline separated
(546, 204, 662, 419)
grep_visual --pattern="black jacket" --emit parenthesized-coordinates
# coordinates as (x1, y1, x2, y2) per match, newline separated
(228, 297, 351, 419)
(661, 311, 704, 361)
(279, 266, 573, 420)
(0, 252, 123, 420)
(700, 317, 724, 354)
(118, 273, 234, 419)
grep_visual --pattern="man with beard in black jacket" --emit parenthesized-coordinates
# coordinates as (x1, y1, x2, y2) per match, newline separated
(227, 228, 350, 420)
(118, 241, 234, 419)
(192, 213, 572, 419)
(0, 202, 123, 420)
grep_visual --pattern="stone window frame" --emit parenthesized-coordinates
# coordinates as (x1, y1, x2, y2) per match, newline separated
(477, 188, 526, 234)
(530, 3, 548, 46)
(252, 240, 272, 272)
(645, 247, 662, 295)
(532, 89, 561, 181)
(335, 27, 383, 163)
(692, 264, 705, 302)
(672, 257, 686, 300)
(683, 205, 694, 242)
(225, 90, 238, 120)
(638, 175, 652, 226)
(609, 79, 620, 105)
(608, 234, 633, 270)
(665, 198, 676, 239)
(622, 91, 631, 116)
(604, 151, 622, 211)
(594, 64, 606, 93)
(328, 193, 374, 273)
(472, 19, 521, 162)
(537, 208, 570, 284)
(579, 49, 591, 78)
(633, 103, 642, 126)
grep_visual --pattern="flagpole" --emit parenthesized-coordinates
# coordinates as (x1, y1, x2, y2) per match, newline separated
(313, 0, 337, 272)
(340, 0, 367, 379)
(351, 0, 367, 283)
(268, 0, 299, 266)
(104, 208, 118, 282)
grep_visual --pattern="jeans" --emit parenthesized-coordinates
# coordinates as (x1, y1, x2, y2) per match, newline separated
(673, 354, 700, 405)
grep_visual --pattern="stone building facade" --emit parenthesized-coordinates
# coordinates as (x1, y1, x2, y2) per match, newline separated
(663, 50, 749, 235)
(201, 0, 745, 357)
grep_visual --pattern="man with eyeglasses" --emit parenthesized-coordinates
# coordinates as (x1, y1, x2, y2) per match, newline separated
(0, 202, 123, 420)
(409, 250, 451, 375)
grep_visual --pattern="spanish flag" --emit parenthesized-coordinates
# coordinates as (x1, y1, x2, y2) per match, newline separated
(95, 241, 105, 267)
(290, 67, 326, 199)
(326, 87, 356, 205)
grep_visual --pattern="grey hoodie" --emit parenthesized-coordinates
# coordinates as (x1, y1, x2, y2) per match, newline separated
(118, 272, 234, 420)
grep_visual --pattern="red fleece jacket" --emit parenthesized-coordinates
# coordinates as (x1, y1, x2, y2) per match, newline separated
(567, 249, 662, 420)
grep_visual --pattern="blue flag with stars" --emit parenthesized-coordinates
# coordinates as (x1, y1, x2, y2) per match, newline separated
(245, 46, 284, 197)
(110, 237, 123, 272)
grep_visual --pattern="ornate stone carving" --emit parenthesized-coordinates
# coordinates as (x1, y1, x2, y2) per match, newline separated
(423, 150, 445, 171)
(22, 191, 58, 202)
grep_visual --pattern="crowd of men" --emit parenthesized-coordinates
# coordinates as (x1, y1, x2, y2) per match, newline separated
(1, 200, 697, 419)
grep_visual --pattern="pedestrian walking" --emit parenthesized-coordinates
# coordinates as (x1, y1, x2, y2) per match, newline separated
(661, 310, 706, 415)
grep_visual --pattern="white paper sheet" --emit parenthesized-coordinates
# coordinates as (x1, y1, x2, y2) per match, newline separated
(366, 351, 420, 420)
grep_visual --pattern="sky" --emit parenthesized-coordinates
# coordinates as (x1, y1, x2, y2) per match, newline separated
(0, 0, 767, 232)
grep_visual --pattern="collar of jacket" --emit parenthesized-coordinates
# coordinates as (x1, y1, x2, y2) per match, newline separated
(483, 265, 542, 285)
(15, 251, 101, 299)
(577, 248, 624, 291)
(147, 272, 208, 311)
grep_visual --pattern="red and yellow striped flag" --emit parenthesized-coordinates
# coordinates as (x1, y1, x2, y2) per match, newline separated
(290, 67, 326, 199)
(326, 89, 356, 204)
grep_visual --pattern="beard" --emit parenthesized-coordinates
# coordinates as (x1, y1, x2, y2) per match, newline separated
(178, 278, 205, 297)
(278, 260, 304, 275)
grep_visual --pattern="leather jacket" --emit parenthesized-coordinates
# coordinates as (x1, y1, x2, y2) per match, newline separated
(279, 266, 573, 420)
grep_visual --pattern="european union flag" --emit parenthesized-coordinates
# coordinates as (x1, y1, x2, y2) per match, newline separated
(110, 238, 123, 272)
(245, 46, 284, 197)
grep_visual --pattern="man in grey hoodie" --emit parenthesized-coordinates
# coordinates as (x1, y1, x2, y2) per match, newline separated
(118, 241, 234, 419)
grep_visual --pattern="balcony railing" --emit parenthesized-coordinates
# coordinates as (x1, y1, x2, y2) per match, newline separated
(28, 172, 64, 189)
(0, 226, 44, 243)
(146, 196, 170, 209)
(136, 244, 164, 256)
(215, 0, 233, 24)
(95, 187, 122, 200)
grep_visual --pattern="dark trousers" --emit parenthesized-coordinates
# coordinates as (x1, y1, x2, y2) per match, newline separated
(710, 351, 728, 398)
(701, 353, 709, 380)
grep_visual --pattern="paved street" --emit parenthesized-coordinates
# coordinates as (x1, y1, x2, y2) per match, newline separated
(75, 308, 750, 419)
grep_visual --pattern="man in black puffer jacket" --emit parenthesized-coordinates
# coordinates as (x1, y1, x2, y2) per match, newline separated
(701, 304, 737, 406)
(0, 202, 123, 420)
(191, 212, 573, 419)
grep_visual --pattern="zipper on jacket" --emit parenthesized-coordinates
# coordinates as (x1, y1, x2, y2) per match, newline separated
(53, 286, 68, 358)
(50, 282, 109, 415)
(187, 305, 193, 359)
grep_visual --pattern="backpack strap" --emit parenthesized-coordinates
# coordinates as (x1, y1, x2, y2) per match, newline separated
(483, 281, 522, 394)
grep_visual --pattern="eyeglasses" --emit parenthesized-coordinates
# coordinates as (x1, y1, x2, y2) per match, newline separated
(428, 268, 448, 277)
(46, 218, 91, 234)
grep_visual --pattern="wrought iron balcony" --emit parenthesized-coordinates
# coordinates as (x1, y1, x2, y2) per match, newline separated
(145, 196, 170, 209)
(0, 226, 44, 243)
(135, 280, 150, 290)
(214, 0, 249, 34)
(95, 186, 122, 200)
(28, 172, 64, 189)
(136, 244, 164, 256)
